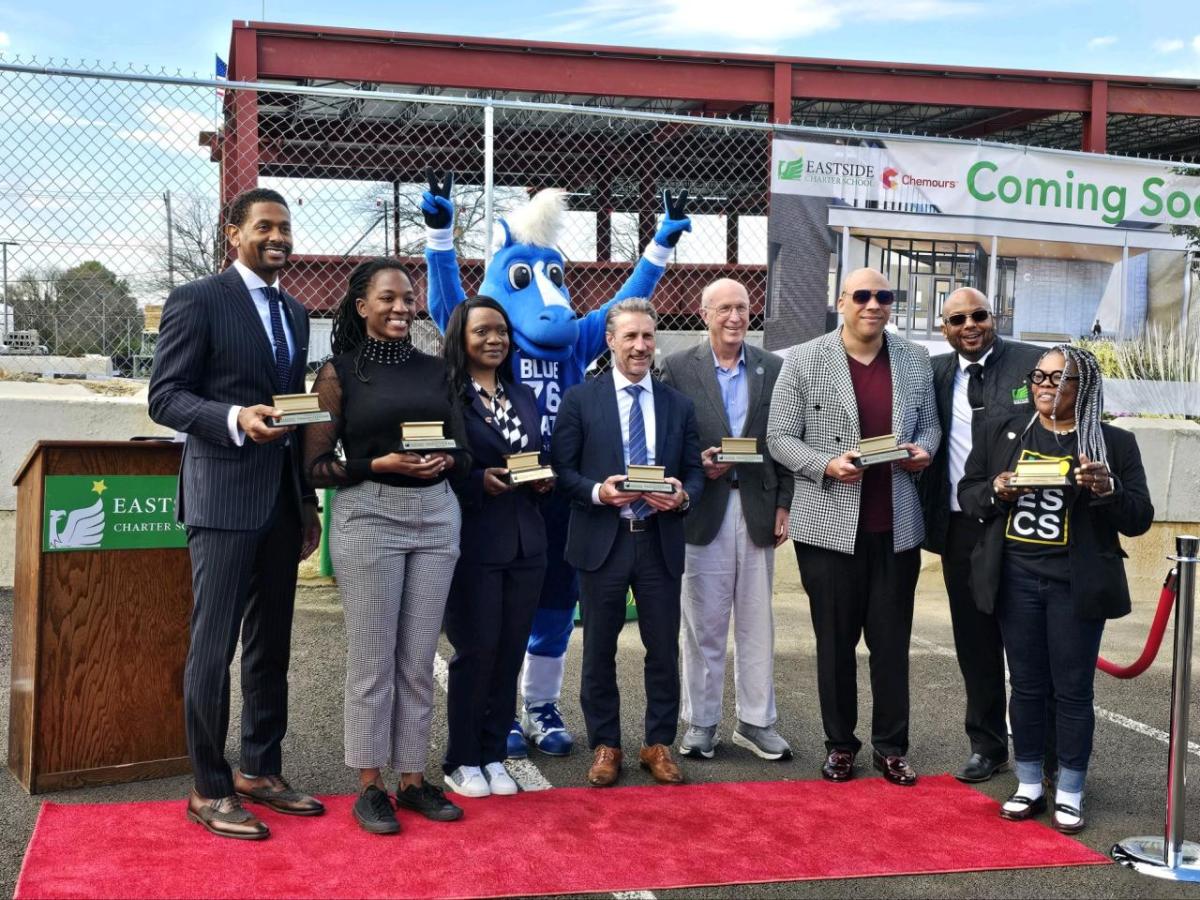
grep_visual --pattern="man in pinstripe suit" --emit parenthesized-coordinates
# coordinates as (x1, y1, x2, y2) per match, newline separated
(149, 188, 324, 840)
(767, 267, 940, 788)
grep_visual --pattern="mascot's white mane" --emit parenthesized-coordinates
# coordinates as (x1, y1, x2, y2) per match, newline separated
(503, 188, 567, 249)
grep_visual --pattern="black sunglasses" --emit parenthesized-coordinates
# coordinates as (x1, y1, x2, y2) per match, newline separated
(844, 289, 895, 306)
(1028, 369, 1079, 387)
(944, 309, 990, 327)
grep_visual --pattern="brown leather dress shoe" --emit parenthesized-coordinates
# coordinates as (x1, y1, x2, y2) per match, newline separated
(186, 789, 269, 840)
(639, 744, 684, 784)
(821, 749, 855, 782)
(587, 746, 623, 786)
(872, 751, 918, 786)
(234, 771, 326, 816)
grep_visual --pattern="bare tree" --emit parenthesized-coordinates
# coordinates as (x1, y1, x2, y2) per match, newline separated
(151, 195, 222, 294)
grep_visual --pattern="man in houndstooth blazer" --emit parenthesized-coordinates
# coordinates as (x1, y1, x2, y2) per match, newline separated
(767, 267, 939, 788)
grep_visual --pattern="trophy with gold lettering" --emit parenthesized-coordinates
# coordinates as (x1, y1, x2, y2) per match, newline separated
(269, 393, 332, 426)
(622, 464, 676, 494)
(851, 434, 912, 468)
(715, 436, 764, 464)
(1008, 457, 1071, 488)
(504, 451, 555, 485)
(400, 421, 457, 451)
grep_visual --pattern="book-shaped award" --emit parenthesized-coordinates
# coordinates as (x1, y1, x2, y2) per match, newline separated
(851, 434, 912, 468)
(715, 437, 764, 464)
(400, 421, 457, 451)
(504, 451, 554, 485)
(622, 464, 676, 494)
(1009, 458, 1071, 488)
(269, 393, 332, 426)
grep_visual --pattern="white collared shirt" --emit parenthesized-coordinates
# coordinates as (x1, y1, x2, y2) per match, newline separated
(948, 345, 994, 512)
(225, 260, 296, 445)
(591, 367, 656, 516)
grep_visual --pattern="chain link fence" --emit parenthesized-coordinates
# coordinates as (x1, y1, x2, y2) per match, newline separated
(0, 60, 776, 377)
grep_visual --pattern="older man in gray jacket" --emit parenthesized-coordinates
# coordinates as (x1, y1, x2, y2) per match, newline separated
(768, 267, 940, 787)
(660, 278, 793, 762)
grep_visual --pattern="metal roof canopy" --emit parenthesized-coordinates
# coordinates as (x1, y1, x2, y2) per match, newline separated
(227, 20, 1200, 159)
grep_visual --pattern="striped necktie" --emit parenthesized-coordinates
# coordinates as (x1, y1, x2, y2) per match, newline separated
(263, 286, 292, 389)
(624, 384, 652, 520)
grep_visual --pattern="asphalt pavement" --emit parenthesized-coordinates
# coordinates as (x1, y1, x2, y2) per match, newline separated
(1, 552, 1197, 899)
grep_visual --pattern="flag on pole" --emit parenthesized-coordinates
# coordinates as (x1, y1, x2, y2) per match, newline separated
(215, 54, 228, 100)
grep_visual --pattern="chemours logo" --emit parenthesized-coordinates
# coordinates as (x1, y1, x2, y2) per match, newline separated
(881, 166, 958, 190)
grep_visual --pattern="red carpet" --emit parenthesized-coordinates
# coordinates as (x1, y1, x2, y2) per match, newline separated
(16, 775, 1107, 898)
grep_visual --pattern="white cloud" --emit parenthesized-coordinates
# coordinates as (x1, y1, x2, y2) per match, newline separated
(546, 0, 981, 43)
(1194, 34, 1200, 53)
(0, 31, 10, 48)
(114, 104, 214, 156)
(1087, 36, 1117, 50)
(1153, 38, 1184, 54)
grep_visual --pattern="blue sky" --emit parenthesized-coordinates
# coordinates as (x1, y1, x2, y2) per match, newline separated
(2, 1, 1200, 81)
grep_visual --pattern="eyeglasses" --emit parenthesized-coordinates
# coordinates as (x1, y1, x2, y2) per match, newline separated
(843, 289, 895, 306)
(706, 303, 750, 319)
(943, 310, 990, 327)
(1027, 369, 1080, 387)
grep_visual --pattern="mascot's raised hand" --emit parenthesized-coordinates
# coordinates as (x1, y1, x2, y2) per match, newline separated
(421, 169, 455, 230)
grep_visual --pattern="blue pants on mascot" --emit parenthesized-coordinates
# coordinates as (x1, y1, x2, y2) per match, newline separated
(421, 171, 690, 756)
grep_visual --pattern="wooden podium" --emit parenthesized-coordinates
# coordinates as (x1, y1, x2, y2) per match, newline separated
(8, 440, 193, 793)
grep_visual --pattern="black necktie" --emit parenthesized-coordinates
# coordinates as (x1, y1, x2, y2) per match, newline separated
(966, 362, 985, 413)
(264, 286, 292, 388)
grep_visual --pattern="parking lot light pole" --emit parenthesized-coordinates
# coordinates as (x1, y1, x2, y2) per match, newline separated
(0, 240, 17, 347)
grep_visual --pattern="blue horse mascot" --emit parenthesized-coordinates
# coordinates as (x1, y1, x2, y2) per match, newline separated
(421, 171, 691, 757)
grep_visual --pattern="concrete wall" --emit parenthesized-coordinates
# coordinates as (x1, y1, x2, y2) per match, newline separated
(0, 381, 172, 585)
(0, 382, 1196, 589)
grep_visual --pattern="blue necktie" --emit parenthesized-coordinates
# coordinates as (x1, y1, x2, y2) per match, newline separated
(624, 384, 652, 520)
(263, 286, 292, 388)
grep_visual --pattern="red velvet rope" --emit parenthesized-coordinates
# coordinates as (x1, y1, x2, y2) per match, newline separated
(1096, 570, 1178, 679)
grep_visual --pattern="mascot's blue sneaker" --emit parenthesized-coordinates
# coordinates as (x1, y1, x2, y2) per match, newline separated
(522, 702, 574, 757)
(506, 719, 528, 759)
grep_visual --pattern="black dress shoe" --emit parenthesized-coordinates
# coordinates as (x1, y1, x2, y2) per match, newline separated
(955, 753, 1010, 783)
(872, 751, 918, 786)
(821, 749, 855, 782)
(999, 791, 1048, 821)
(1052, 802, 1085, 834)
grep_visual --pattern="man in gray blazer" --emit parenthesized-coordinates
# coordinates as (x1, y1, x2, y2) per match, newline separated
(768, 267, 940, 787)
(149, 188, 323, 840)
(659, 279, 793, 762)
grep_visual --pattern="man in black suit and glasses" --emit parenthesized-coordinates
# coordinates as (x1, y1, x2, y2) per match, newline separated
(149, 188, 324, 840)
(920, 287, 1047, 784)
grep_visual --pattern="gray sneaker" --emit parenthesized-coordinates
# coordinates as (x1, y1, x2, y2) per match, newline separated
(732, 721, 793, 761)
(679, 724, 719, 759)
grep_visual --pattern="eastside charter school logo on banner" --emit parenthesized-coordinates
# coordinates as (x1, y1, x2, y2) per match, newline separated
(42, 475, 185, 552)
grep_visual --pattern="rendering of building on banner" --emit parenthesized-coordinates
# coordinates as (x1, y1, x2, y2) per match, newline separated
(215, 21, 1200, 351)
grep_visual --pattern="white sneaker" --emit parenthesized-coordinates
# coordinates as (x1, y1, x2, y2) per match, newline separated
(445, 765, 490, 798)
(484, 761, 519, 795)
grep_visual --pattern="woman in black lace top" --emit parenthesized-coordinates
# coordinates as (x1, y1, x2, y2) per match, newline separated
(302, 258, 467, 834)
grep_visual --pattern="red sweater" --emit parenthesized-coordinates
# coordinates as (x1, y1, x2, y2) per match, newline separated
(848, 348, 893, 534)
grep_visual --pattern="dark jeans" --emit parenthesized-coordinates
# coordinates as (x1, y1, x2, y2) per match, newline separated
(579, 524, 682, 749)
(997, 560, 1104, 793)
(443, 552, 546, 772)
(794, 531, 920, 757)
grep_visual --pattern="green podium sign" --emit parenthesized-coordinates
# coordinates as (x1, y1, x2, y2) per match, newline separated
(42, 475, 186, 552)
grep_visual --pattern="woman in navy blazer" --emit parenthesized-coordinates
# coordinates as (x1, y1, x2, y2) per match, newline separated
(441, 296, 551, 798)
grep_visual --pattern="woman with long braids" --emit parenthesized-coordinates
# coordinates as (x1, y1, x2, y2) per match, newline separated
(958, 344, 1152, 834)
(303, 258, 470, 835)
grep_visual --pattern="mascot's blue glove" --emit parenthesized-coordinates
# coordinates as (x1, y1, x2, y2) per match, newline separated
(421, 169, 455, 231)
(653, 189, 692, 249)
